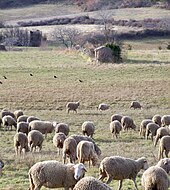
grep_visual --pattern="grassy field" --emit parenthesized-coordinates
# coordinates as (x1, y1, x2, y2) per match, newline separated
(0, 40, 170, 189)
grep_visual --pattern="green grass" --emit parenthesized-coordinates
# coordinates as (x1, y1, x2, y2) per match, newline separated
(0, 44, 170, 189)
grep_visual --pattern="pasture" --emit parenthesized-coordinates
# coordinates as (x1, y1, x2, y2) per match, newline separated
(0, 40, 170, 189)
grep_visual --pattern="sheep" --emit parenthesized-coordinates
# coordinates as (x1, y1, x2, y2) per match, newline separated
(154, 127, 170, 147)
(111, 114, 123, 123)
(70, 134, 101, 157)
(77, 140, 98, 167)
(82, 121, 95, 138)
(29, 120, 55, 138)
(13, 132, 29, 156)
(109, 120, 122, 139)
(2, 115, 17, 130)
(145, 123, 160, 141)
(98, 156, 148, 190)
(14, 110, 24, 119)
(16, 121, 29, 135)
(63, 137, 77, 164)
(1, 110, 16, 120)
(161, 115, 170, 127)
(98, 103, 109, 111)
(28, 160, 87, 190)
(139, 119, 153, 138)
(141, 158, 170, 190)
(130, 101, 142, 109)
(121, 116, 136, 131)
(66, 101, 80, 113)
(0, 159, 4, 177)
(27, 116, 40, 123)
(28, 130, 44, 152)
(152, 114, 162, 127)
(158, 136, 170, 160)
(55, 122, 70, 136)
(53, 132, 66, 155)
(73, 176, 112, 190)
(17, 115, 29, 123)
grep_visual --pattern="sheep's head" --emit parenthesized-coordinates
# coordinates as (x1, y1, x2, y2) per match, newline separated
(137, 157, 148, 170)
(157, 158, 170, 173)
(71, 163, 87, 181)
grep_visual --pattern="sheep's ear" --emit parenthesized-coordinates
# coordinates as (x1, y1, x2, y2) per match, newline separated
(163, 160, 168, 165)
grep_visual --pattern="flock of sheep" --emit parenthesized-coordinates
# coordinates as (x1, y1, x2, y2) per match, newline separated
(0, 100, 170, 190)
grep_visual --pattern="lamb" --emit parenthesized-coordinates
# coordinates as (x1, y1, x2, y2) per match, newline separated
(2, 115, 17, 130)
(55, 122, 70, 136)
(152, 114, 162, 127)
(142, 158, 170, 190)
(145, 123, 160, 141)
(109, 120, 122, 139)
(28, 160, 87, 190)
(63, 137, 77, 164)
(29, 120, 55, 138)
(98, 156, 148, 190)
(16, 121, 29, 135)
(158, 136, 170, 160)
(28, 130, 44, 152)
(111, 114, 123, 123)
(121, 116, 136, 131)
(77, 140, 98, 167)
(161, 115, 170, 127)
(14, 110, 24, 119)
(154, 127, 170, 147)
(98, 103, 109, 111)
(27, 116, 40, 123)
(73, 176, 112, 190)
(13, 132, 29, 156)
(82, 121, 95, 138)
(17, 115, 29, 123)
(139, 119, 153, 138)
(53, 132, 66, 155)
(66, 101, 80, 113)
(70, 134, 101, 157)
(130, 101, 142, 109)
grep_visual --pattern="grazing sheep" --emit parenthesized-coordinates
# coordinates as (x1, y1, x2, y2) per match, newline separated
(152, 114, 162, 127)
(82, 121, 95, 138)
(29, 120, 55, 138)
(77, 140, 98, 167)
(17, 121, 29, 135)
(14, 110, 24, 119)
(63, 137, 77, 164)
(28, 130, 44, 152)
(55, 122, 70, 136)
(53, 132, 66, 155)
(111, 114, 123, 123)
(121, 116, 136, 131)
(145, 123, 160, 141)
(27, 116, 40, 123)
(17, 115, 28, 123)
(142, 158, 170, 190)
(2, 115, 17, 130)
(1, 110, 16, 120)
(14, 132, 29, 156)
(139, 119, 153, 138)
(158, 136, 170, 160)
(98, 156, 148, 190)
(66, 101, 80, 113)
(73, 176, 112, 190)
(70, 134, 101, 157)
(161, 115, 170, 127)
(98, 103, 109, 111)
(154, 127, 170, 147)
(109, 120, 122, 139)
(130, 101, 142, 109)
(28, 160, 87, 190)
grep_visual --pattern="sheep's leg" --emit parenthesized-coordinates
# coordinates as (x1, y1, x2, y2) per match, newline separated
(165, 150, 169, 158)
(118, 180, 123, 190)
(15, 147, 18, 155)
(132, 179, 138, 190)
(106, 175, 113, 184)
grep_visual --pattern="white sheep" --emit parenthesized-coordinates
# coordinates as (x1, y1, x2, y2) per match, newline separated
(111, 114, 123, 123)
(55, 122, 70, 136)
(17, 115, 28, 123)
(82, 121, 95, 138)
(98, 156, 148, 190)
(14, 110, 24, 119)
(152, 114, 162, 127)
(121, 116, 136, 131)
(139, 119, 153, 138)
(98, 103, 109, 111)
(14, 132, 29, 156)
(158, 135, 170, 160)
(16, 121, 29, 135)
(77, 140, 98, 167)
(2, 115, 17, 130)
(66, 101, 80, 113)
(154, 127, 170, 147)
(156, 158, 170, 173)
(109, 120, 122, 139)
(73, 176, 112, 190)
(161, 115, 170, 127)
(145, 123, 160, 141)
(27, 116, 40, 123)
(28, 160, 87, 190)
(53, 132, 66, 155)
(130, 101, 142, 109)
(28, 130, 44, 152)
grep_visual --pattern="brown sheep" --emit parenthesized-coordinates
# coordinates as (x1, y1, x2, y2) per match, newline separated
(53, 132, 67, 155)
(121, 116, 136, 131)
(139, 119, 153, 138)
(82, 121, 95, 138)
(109, 120, 122, 139)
